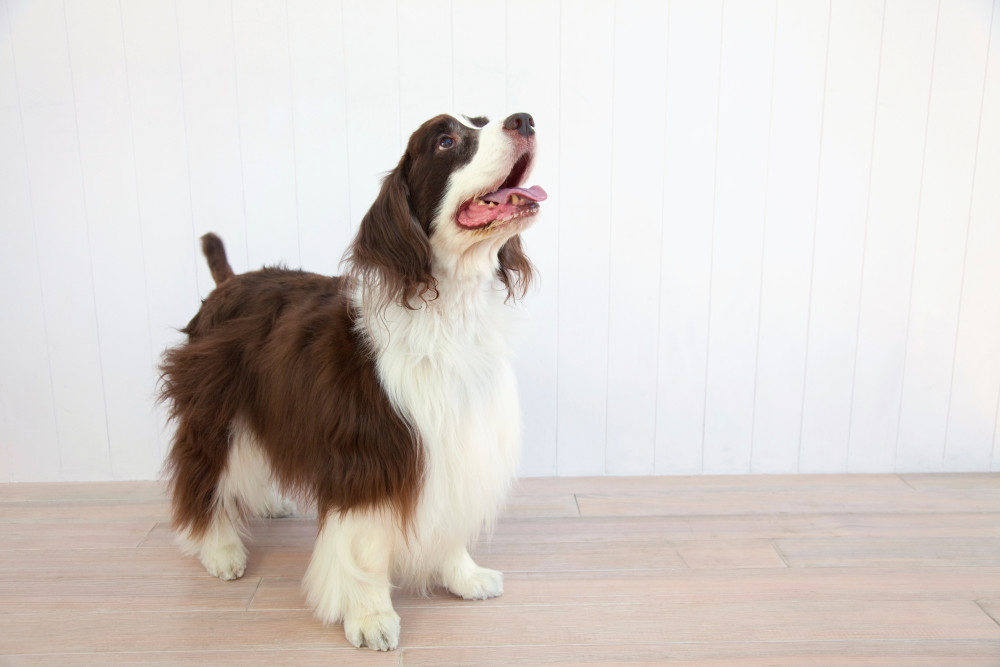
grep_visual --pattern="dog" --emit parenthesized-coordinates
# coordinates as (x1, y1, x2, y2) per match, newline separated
(159, 112, 545, 651)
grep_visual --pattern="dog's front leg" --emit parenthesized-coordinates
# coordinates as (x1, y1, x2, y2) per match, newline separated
(303, 509, 400, 651)
(439, 545, 504, 601)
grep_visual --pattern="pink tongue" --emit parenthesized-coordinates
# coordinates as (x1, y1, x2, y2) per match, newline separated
(482, 185, 548, 204)
(457, 203, 497, 228)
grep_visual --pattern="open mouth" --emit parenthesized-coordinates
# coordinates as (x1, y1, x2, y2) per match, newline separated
(456, 152, 548, 230)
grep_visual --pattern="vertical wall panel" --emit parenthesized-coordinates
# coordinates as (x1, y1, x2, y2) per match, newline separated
(65, 0, 161, 479)
(848, 0, 938, 472)
(120, 0, 198, 466)
(120, 0, 198, 337)
(6, 0, 70, 107)
(287, 0, 352, 275)
(341, 0, 400, 225)
(12, 0, 111, 480)
(895, 0, 993, 471)
(0, 107, 58, 482)
(702, 0, 776, 474)
(947, 0, 1000, 472)
(799, 0, 884, 473)
(13, 0, 111, 480)
(0, 0, 60, 481)
(655, 0, 722, 474)
(750, 0, 829, 473)
(605, 0, 669, 475)
(0, 110, 58, 481)
(507, 0, 560, 476)
(0, 0, 15, 108)
(397, 0, 452, 134)
(556, 0, 615, 475)
(452, 0, 505, 116)
(175, 0, 248, 292)
(232, 0, 300, 269)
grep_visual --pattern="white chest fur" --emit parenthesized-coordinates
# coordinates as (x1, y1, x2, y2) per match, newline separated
(364, 281, 522, 579)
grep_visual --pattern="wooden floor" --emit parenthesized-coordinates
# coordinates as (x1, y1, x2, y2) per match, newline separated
(1, 474, 999, 665)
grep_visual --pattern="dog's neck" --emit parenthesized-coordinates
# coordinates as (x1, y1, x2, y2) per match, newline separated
(354, 254, 506, 340)
(428, 234, 511, 307)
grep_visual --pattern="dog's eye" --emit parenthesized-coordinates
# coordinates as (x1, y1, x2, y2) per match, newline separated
(437, 135, 456, 151)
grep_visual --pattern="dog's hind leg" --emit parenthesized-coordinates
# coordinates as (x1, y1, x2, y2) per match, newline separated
(303, 509, 400, 651)
(225, 419, 295, 520)
(259, 486, 295, 519)
(182, 496, 248, 581)
(171, 419, 283, 580)
(168, 418, 247, 580)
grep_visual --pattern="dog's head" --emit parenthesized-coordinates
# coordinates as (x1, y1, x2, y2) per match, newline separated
(346, 113, 546, 314)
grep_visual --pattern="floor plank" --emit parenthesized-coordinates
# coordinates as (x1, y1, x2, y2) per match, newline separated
(975, 599, 1000, 626)
(0, 522, 156, 550)
(675, 539, 787, 569)
(0, 610, 359, 654)
(399, 641, 1000, 666)
(392, 600, 1000, 646)
(0, 481, 168, 503)
(0, 575, 261, 613)
(493, 512, 1000, 543)
(899, 473, 1000, 491)
(575, 480, 1000, 517)
(776, 537, 1000, 568)
(0, 546, 310, 580)
(3, 650, 397, 666)
(514, 473, 914, 495)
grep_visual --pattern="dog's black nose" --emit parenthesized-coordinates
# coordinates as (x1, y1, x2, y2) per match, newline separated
(503, 112, 535, 137)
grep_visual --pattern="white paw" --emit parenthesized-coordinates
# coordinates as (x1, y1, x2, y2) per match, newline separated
(200, 543, 247, 581)
(448, 566, 504, 601)
(343, 610, 401, 651)
(262, 495, 295, 519)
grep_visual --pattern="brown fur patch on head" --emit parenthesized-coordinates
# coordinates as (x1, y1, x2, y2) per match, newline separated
(343, 161, 438, 317)
(342, 115, 485, 317)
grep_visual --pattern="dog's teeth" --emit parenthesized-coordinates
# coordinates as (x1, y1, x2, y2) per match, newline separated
(488, 202, 495, 208)
(510, 194, 521, 205)
(477, 200, 485, 206)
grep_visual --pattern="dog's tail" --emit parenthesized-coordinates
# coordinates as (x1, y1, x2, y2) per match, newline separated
(201, 233, 235, 286)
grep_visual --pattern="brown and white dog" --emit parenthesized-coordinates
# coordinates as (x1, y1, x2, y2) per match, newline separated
(159, 113, 545, 651)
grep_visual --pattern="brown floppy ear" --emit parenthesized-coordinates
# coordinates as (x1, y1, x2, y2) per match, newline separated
(496, 234, 535, 302)
(345, 159, 437, 315)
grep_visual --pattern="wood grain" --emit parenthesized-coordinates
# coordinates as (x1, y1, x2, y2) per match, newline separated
(1, 475, 999, 663)
(399, 641, 1000, 666)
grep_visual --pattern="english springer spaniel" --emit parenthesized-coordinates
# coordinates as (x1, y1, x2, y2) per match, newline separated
(159, 112, 546, 651)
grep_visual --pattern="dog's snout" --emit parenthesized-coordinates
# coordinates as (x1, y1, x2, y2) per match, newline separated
(503, 112, 535, 138)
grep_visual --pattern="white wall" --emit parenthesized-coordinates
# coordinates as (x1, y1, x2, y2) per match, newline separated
(1, 0, 998, 481)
